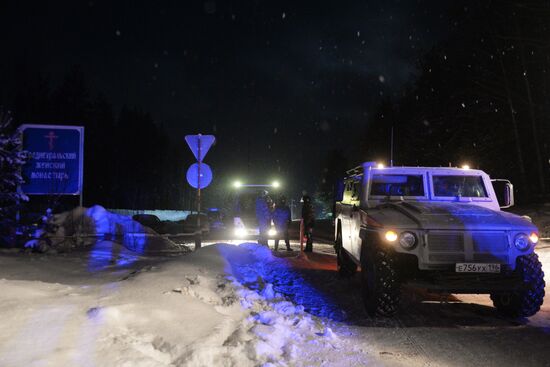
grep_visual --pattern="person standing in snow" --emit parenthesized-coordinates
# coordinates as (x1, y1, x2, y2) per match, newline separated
(273, 195, 292, 251)
(255, 190, 272, 246)
(301, 194, 315, 252)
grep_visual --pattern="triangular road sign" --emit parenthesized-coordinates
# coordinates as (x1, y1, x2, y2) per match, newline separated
(185, 134, 215, 162)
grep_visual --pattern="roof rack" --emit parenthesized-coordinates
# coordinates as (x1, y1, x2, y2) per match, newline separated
(346, 165, 364, 176)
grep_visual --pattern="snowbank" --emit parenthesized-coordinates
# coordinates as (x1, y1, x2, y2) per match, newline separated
(45, 205, 186, 254)
(0, 243, 360, 367)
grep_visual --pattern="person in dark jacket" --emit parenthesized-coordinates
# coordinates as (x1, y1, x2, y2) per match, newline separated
(272, 195, 292, 251)
(301, 194, 315, 252)
(255, 190, 272, 246)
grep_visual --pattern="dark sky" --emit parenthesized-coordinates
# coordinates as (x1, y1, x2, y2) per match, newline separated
(0, 0, 453, 198)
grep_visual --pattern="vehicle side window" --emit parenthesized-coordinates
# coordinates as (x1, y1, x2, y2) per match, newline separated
(351, 181, 361, 201)
(343, 178, 361, 204)
(370, 174, 424, 196)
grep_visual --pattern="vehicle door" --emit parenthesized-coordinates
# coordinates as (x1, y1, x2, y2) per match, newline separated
(339, 180, 354, 252)
(349, 179, 363, 260)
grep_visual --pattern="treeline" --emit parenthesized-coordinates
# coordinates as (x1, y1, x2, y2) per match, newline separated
(8, 65, 193, 210)
(363, 1, 550, 202)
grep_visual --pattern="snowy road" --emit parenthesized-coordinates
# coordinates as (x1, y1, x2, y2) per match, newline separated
(0, 240, 548, 366)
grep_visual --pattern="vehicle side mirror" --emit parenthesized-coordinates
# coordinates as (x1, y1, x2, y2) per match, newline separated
(335, 179, 345, 202)
(491, 179, 514, 209)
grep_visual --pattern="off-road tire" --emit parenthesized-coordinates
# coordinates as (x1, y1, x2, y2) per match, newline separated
(490, 253, 545, 318)
(361, 248, 400, 317)
(335, 227, 357, 277)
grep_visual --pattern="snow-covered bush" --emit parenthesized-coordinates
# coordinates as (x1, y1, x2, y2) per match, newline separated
(0, 108, 28, 246)
(30, 205, 185, 253)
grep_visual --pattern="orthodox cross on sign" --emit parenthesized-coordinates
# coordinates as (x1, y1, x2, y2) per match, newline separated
(44, 131, 58, 151)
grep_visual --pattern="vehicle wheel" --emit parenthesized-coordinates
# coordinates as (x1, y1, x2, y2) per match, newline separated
(361, 248, 400, 317)
(490, 253, 545, 317)
(336, 230, 357, 278)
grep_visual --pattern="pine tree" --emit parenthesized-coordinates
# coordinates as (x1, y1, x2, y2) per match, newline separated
(0, 108, 28, 245)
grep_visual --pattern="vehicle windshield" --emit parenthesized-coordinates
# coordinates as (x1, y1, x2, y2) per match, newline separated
(231, 190, 274, 219)
(370, 174, 425, 197)
(432, 175, 488, 197)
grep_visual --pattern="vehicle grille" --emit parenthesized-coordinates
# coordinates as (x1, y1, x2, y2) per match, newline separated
(426, 231, 509, 264)
(428, 233, 464, 251)
(472, 233, 508, 252)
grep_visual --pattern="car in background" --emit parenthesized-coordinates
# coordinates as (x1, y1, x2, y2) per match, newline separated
(229, 181, 280, 240)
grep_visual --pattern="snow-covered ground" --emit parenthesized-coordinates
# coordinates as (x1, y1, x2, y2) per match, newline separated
(0, 240, 548, 366)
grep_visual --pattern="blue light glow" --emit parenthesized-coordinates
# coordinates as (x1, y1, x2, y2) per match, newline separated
(216, 243, 346, 322)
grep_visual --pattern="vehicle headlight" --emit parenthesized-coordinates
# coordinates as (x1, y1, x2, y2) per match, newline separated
(385, 230, 398, 242)
(514, 233, 530, 251)
(529, 232, 539, 245)
(268, 228, 277, 237)
(235, 228, 247, 237)
(399, 231, 416, 249)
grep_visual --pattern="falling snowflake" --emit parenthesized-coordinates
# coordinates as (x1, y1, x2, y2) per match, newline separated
(282, 12, 286, 19)
(115, 30, 121, 36)
(274, 128, 278, 134)
(378, 75, 385, 83)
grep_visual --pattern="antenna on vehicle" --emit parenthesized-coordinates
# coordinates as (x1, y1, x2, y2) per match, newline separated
(390, 126, 394, 167)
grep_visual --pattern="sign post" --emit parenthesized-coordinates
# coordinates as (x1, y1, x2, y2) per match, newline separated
(19, 124, 85, 205)
(185, 134, 215, 250)
(197, 137, 201, 244)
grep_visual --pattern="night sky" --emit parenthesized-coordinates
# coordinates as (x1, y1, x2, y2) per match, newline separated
(1, 0, 453, 199)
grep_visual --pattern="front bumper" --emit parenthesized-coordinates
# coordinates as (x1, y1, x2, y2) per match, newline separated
(377, 229, 535, 271)
(405, 269, 525, 293)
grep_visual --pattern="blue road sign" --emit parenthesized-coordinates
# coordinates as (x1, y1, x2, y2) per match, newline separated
(185, 134, 215, 162)
(186, 163, 213, 189)
(19, 124, 84, 195)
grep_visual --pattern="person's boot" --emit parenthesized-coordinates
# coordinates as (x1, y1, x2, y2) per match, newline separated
(285, 240, 292, 251)
(305, 240, 313, 252)
(274, 241, 279, 251)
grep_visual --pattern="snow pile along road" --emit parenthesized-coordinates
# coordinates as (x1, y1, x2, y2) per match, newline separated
(32, 205, 184, 255)
(0, 243, 368, 366)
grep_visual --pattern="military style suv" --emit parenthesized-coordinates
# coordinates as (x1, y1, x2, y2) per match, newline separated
(335, 162, 545, 317)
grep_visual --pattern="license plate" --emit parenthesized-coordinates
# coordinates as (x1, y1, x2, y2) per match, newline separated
(455, 263, 500, 273)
